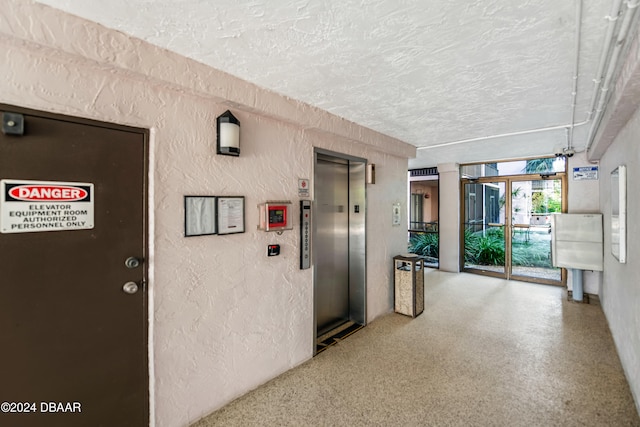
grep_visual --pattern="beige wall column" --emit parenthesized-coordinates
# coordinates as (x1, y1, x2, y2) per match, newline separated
(436, 163, 460, 272)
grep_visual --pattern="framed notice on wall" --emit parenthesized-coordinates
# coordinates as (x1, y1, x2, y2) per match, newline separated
(217, 196, 245, 235)
(184, 196, 217, 236)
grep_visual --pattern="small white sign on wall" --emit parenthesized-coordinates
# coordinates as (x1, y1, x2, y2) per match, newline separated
(298, 179, 310, 198)
(1, 179, 94, 234)
(573, 166, 598, 181)
(392, 202, 401, 226)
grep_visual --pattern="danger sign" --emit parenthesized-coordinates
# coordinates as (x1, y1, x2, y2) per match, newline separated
(1, 179, 94, 234)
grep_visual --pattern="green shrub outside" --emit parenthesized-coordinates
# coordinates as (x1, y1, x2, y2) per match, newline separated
(465, 228, 505, 265)
(464, 227, 551, 267)
(409, 227, 553, 268)
(408, 232, 438, 258)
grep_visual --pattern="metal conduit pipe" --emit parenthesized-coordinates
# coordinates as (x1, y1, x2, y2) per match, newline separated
(586, 0, 624, 122)
(568, 0, 584, 151)
(595, 0, 639, 114)
(416, 121, 589, 150)
(586, 0, 640, 153)
(571, 268, 584, 302)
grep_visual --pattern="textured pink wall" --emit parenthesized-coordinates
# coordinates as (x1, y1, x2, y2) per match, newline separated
(0, 2, 415, 426)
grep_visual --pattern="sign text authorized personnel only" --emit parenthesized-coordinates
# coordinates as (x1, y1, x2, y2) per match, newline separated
(1, 179, 94, 234)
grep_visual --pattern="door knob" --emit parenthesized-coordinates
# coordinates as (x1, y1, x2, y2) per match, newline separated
(125, 257, 142, 269)
(122, 282, 139, 294)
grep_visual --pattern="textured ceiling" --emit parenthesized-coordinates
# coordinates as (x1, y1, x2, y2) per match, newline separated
(35, 0, 617, 167)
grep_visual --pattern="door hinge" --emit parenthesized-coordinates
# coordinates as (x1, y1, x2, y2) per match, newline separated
(2, 112, 24, 136)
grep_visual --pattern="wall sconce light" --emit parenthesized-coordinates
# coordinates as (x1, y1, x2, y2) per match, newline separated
(216, 110, 240, 156)
(366, 164, 376, 184)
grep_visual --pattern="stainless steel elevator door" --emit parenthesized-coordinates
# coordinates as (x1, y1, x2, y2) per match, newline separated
(315, 157, 350, 335)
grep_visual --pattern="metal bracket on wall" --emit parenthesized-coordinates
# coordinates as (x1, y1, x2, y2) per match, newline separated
(2, 112, 24, 136)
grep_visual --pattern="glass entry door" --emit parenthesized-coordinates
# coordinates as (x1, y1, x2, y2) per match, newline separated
(510, 179, 562, 283)
(463, 181, 507, 276)
(462, 177, 564, 285)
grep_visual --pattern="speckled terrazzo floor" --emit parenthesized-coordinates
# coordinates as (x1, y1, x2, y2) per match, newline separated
(192, 270, 640, 427)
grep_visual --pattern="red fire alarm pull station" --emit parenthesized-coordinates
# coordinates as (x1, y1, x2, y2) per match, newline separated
(258, 201, 293, 232)
(268, 205, 287, 228)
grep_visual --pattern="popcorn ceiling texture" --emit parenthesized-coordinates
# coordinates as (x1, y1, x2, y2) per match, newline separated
(0, 2, 413, 426)
(32, 0, 612, 166)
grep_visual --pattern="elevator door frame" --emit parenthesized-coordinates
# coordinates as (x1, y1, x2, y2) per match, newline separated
(313, 148, 366, 355)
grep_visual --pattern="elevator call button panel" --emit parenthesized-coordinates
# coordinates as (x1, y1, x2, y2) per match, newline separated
(300, 200, 311, 269)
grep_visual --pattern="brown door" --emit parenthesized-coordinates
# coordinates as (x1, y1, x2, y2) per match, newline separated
(0, 105, 148, 427)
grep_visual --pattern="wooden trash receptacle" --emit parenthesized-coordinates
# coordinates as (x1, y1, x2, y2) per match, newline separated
(393, 255, 424, 317)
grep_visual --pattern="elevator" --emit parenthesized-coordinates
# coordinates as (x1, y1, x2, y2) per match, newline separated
(314, 149, 366, 353)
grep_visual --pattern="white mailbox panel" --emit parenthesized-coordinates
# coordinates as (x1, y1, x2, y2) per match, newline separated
(551, 213, 603, 271)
